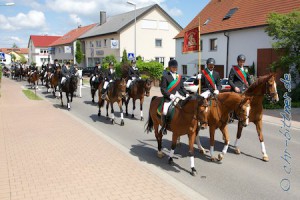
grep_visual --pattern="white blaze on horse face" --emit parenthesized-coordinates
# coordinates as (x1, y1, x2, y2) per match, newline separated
(205, 106, 208, 113)
(190, 156, 195, 168)
(274, 81, 279, 101)
(246, 105, 250, 126)
(261, 142, 267, 155)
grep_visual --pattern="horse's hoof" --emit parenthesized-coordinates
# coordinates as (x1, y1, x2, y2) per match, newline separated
(235, 148, 241, 155)
(263, 155, 269, 162)
(120, 120, 124, 126)
(131, 114, 134, 118)
(98, 112, 101, 117)
(125, 113, 128, 116)
(111, 119, 115, 124)
(168, 157, 174, 165)
(218, 153, 224, 161)
(211, 157, 218, 162)
(190, 167, 197, 176)
(157, 151, 165, 158)
(141, 117, 144, 121)
(92, 99, 95, 103)
(199, 149, 205, 154)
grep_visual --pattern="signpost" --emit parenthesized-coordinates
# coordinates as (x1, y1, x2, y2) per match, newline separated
(128, 53, 135, 60)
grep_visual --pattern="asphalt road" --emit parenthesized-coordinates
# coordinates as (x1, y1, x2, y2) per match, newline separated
(17, 79, 300, 200)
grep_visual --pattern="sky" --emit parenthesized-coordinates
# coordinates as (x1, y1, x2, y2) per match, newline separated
(0, 0, 210, 48)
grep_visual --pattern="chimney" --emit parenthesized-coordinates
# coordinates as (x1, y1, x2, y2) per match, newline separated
(100, 11, 106, 25)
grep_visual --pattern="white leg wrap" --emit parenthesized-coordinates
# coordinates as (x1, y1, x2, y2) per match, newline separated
(103, 81, 109, 89)
(121, 113, 124, 120)
(234, 138, 239, 147)
(126, 80, 132, 88)
(222, 142, 230, 154)
(195, 136, 202, 149)
(169, 149, 174, 158)
(246, 105, 250, 126)
(261, 142, 267, 155)
(111, 113, 115, 119)
(163, 102, 171, 115)
(67, 103, 70, 109)
(190, 156, 195, 168)
(210, 146, 214, 158)
(140, 111, 143, 117)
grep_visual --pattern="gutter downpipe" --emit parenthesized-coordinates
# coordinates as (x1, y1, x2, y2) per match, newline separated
(224, 31, 229, 78)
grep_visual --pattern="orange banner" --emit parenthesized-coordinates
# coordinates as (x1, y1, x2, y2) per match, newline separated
(182, 27, 199, 53)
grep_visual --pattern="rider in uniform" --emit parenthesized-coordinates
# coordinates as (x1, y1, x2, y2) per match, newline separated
(228, 54, 253, 122)
(101, 62, 116, 99)
(126, 59, 140, 95)
(60, 61, 75, 91)
(160, 59, 189, 135)
(91, 61, 105, 88)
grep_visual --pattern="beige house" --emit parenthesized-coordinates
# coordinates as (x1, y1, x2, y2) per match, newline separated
(79, 4, 182, 68)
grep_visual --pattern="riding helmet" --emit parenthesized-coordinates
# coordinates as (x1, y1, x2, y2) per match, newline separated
(96, 61, 100, 64)
(109, 62, 114, 66)
(131, 59, 136, 64)
(237, 54, 246, 61)
(168, 59, 178, 68)
(206, 58, 215, 65)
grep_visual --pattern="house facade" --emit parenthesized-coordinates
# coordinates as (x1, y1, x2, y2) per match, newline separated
(0, 48, 29, 65)
(28, 35, 61, 67)
(79, 4, 182, 68)
(175, 0, 300, 78)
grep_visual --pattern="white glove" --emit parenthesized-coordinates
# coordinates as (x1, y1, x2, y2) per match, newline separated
(139, 77, 142, 79)
(170, 94, 176, 100)
(200, 90, 211, 99)
(197, 74, 202, 79)
(109, 80, 113, 83)
(213, 90, 219, 95)
(186, 94, 189, 98)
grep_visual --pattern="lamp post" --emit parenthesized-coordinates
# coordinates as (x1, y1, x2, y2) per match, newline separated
(127, 1, 136, 59)
(0, 2, 15, 6)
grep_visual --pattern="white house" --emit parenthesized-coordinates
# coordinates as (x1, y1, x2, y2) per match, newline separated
(79, 4, 182, 68)
(49, 24, 96, 67)
(175, 0, 300, 78)
(0, 48, 29, 65)
(28, 35, 61, 67)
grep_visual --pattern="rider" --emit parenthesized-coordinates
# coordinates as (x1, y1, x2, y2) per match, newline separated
(126, 59, 140, 95)
(101, 62, 116, 99)
(91, 61, 105, 88)
(52, 59, 61, 73)
(160, 59, 189, 135)
(60, 61, 75, 91)
(228, 54, 253, 122)
(194, 58, 221, 98)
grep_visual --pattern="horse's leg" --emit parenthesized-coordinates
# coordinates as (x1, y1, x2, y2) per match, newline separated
(168, 133, 178, 165)
(125, 97, 130, 116)
(132, 98, 136, 118)
(188, 132, 197, 176)
(195, 129, 206, 154)
(67, 92, 71, 110)
(60, 91, 63, 107)
(209, 126, 218, 161)
(218, 124, 230, 161)
(106, 102, 109, 120)
(155, 120, 164, 158)
(119, 101, 124, 126)
(110, 102, 115, 124)
(233, 122, 244, 154)
(91, 87, 95, 103)
(254, 120, 269, 161)
(140, 97, 144, 121)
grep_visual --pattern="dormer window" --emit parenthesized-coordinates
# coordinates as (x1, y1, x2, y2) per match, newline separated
(203, 18, 211, 26)
(223, 7, 238, 20)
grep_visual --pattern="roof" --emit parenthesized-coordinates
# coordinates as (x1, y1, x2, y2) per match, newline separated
(29, 35, 61, 47)
(50, 24, 97, 46)
(79, 4, 182, 39)
(0, 48, 29, 54)
(175, 0, 300, 38)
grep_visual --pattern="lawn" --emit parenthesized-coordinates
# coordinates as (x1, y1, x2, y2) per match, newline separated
(22, 89, 43, 100)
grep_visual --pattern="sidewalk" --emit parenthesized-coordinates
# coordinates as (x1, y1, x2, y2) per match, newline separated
(0, 78, 205, 200)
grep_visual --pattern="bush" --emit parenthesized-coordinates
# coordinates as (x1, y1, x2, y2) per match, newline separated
(141, 74, 150, 80)
(136, 60, 163, 80)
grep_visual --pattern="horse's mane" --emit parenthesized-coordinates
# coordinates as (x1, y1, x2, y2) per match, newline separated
(245, 73, 274, 94)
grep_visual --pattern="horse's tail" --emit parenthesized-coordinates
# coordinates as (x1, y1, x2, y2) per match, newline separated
(145, 96, 157, 133)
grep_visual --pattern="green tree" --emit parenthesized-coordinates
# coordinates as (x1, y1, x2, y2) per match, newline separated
(266, 11, 300, 72)
(12, 43, 18, 48)
(10, 53, 16, 62)
(19, 54, 27, 64)
(75, 40, 84, 64)
(121, 49, 128, 64)
(102, 54, 118, 69)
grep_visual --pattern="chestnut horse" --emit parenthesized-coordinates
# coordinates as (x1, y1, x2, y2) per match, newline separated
(232, 73, 279, 161)
(28, 71, 39, 89)
(145, 95, 209, 176)
(124, 79, 152, 120)
(195, 92, 252, 161)
(49, 69, 61, 97)
(98, 78, 127, 125)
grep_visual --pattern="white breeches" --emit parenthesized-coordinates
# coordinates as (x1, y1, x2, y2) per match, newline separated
(61, 77, 66, 84)
(103, 81, 109, 89)
(163, 101, 172, 115)
(126, 80, 132, 88)
(200, 90, 211, 99)
(92, 76, 96, 81)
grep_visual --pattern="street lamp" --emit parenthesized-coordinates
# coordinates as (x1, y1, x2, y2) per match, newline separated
(0, 2, 15, 6)
(127, 1, 136, 59)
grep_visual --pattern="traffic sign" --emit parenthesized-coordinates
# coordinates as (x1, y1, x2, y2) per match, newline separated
(0, 52, 5, 60)
(128, 53, 135, 60)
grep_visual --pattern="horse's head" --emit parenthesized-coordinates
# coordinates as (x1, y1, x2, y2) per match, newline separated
(236, 96, 252, 127)
(70, 74, 78, 89)
(266, 74, 279, 103)
(144, 79, 152, 97)
(117, 78, 127, 98)
(197, 96, 209, 130)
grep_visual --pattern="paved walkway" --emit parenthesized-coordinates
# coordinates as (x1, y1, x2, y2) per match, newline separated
(0, 78, 205, 200)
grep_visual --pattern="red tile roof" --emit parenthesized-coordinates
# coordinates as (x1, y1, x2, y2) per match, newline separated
(0, 48, 29, 54)
(30, 35, 61, 47)
(175, 0, 300, 38)
(50, 24, 97, 46)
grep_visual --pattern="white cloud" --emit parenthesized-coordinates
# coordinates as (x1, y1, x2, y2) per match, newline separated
(10, 36, 22, 42)
(69, 14, 83, 26)
(0, 10, 47, 31)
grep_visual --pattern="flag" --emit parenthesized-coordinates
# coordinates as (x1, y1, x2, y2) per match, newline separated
(182, 27, 199, 53)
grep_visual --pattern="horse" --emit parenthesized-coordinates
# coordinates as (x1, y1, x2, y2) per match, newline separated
(60, 74, 78, 110)
(98, 78, 127, 125)
(49, 69, 61, 97)
(90, 77, 102, 103)
(39, 69, 46, 85)
(195, 92, 252, 161)
(232, 73, 279, 161)
(124, 79, 152, 121)
(28, 71, 39, 89)
(145, 95, 209, 176)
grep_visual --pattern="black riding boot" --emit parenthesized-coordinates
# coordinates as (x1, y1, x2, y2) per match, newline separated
(160, 114, 168, 135)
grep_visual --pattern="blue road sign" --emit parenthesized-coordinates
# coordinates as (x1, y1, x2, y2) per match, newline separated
(0, 52, 5, 60)
(128, 53, 135, 60)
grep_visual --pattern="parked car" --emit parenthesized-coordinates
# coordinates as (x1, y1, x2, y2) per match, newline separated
(184, 76, 198, 93)
(221, 78, 231, 92)
(82, 67, 94, 77)
(181, 75, 191, 82)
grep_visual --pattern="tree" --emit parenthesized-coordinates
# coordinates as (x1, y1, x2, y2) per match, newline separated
(19, 54, 27, 64)
(10, 53, 16, 62)
(121, 49, 128, 64)
(75, 40, 84, 64)
(266, 11, 300, 72)
(12, 43, 18, 48)
(102, 54, 118, 68)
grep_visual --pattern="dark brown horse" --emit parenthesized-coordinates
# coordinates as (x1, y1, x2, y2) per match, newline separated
(232, 73, 279, 161)
(49, 69, 61, 97)
(28, 71, 39, 89)
(60, 74, 78, 110)
(124, 79, 152, 120)
(145, 95, 209, 176)
(98, 78, 127, 125)
(195, 92, 252, 161)
(90, 77, 102, 103)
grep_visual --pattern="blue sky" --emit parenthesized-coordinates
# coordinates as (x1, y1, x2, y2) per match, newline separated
(0, 0, 210, 48)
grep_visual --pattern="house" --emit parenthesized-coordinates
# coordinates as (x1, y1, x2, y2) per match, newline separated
(49, 24, 96, 67)
(0, 48, 29, 65)
(28, 35, 61, 67)
(79, 4, 182, 68)
(175, 0, 300, 78)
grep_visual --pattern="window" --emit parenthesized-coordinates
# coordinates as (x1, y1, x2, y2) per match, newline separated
(104, 39, 107, 47)
(200, 40, 203, 51)
(182, 65, 187, 75)
(223, 8, 238, 20)
(155, 57, 165, 66)
(210, 38, 217, 51)
(40, 49, 48, 54)
(90, 41, 94, 47)
(96, 40, 101, 47)
(155, 39, 162, 47)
